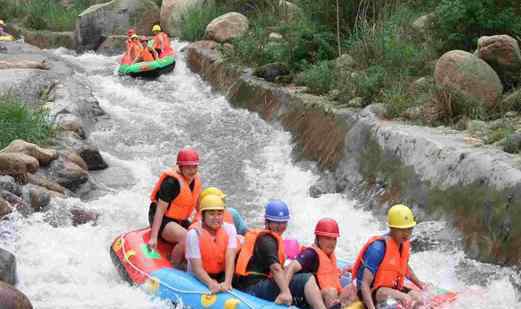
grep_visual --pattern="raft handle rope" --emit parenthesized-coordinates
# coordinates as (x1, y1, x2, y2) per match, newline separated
(119, 233, 258, 309)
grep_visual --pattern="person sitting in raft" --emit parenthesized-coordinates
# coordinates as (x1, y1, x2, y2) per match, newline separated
(129, 35, 156, 64)
(126, 28, 136, 49)
(140, 35, 159, 60)
(147, 147, 202, 268)
(234, 200, 328, 309)
(193, 187, 249, 235)
(351, 204, 427, 309)
(286, 218, 356, 309)
(151, 24, 173, 57)
(186, 194, 238, 293)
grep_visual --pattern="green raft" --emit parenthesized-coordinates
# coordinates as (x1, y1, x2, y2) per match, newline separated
(118, 54, 176, 78)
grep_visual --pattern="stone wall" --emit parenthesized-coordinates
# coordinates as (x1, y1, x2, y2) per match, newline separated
(186, 42, 521, 266)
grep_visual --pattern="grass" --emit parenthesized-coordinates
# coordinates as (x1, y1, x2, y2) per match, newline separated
(0, 94, 55, 149)
(179, 2, 227, 42)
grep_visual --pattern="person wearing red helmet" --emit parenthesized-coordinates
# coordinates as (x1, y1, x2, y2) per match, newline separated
(286, 218, 355, 309)
(147, 147, 202, 267)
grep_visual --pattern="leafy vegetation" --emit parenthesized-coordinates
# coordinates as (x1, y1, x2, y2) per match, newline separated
(0, 94, 55, 149)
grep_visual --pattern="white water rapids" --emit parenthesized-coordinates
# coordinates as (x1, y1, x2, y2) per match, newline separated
(1, 42, 520, 308)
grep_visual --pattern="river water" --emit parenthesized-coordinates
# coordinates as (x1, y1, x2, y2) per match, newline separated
(2, 42, 520, 308)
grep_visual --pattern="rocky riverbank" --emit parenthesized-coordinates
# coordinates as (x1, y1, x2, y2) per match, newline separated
(0, 41, 107, 308)
(186, 41, 521, 267)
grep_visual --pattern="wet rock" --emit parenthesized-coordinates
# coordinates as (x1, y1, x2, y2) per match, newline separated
(0, 190, 31, 216)
(54, 113, 85, 138)
(0, 153, 40, 184)
(161, 0, 207, 38)
(0, 247, 16, 285)
(70, 207, 99, 226)
(59, 150, 89, 172)
(54, 131, 107, 171)
(0, 176, 21, 197)
(96, 34, 127, 56)
(206, 12, 249, 43)
(27, 173, 65, 195)
(254, 62, 290, 82)
(1, 140, 58, 166)
(21, 184, 51, 212)
(434, 50, 503, 111)
(43, 155, 88, 191)
(75, 0, 160, 51)
(0, 281, 33, 309)
(0, 197, 13, 217)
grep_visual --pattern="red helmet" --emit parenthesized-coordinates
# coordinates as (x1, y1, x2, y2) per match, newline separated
(314, 218, 340, 238)
(176, 148, 199, 166)
(127, 28, 136, 36)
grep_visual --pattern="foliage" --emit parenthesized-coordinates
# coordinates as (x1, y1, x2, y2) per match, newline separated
(0, 94, 55, 149)
(179, 3, 227, 42)
(432, 0, 521, 51)
(295, 61, 334, 95)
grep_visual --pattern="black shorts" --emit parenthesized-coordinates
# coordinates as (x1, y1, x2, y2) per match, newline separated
(148, 203, 190, 241)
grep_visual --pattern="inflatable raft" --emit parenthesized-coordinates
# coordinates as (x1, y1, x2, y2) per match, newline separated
(110, 228, 457, 309)
(118, 49, 175, 78)
(0, 34, 15, 41)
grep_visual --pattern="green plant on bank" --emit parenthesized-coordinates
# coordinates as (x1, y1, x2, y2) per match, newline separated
(179, 3, 227, 41)
(0, 94, 55, 149)
(432, 0, 521, 51)
(295, 61, 334, 95)
(0, 0, 92, 32)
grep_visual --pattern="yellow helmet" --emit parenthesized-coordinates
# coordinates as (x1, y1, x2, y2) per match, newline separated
(200, 194, 225, 212)
(387, 204, 416, 229)
(152, 25, 161, 32)
(200, 187, 226, 201)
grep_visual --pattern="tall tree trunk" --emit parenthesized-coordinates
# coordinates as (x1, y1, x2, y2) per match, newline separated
(336, 0, 341, 56)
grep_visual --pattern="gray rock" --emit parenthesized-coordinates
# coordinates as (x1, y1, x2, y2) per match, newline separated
(0, 281, 33, 309)
(70, 207, 99, 226)
(42, 155, 89, 191)
(0, 247, 16, 285)
(0, 197, 12, 217)
(205, 12, 249, 43)
(0, 190, 31, 216)
(21, 184, 51, 212)
(254, 62, 290, 82)
(0, 176, 21, 197)
(54, 131, 108, 171)
(503, 133, 521, 154)
(54, 113, 85, 138)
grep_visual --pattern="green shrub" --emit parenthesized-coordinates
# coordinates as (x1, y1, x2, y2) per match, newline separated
(0, 95, 55, 149)
(180, 3, 227, 42)
(432, 0, 521, 51)
(295, 61, 334, 95)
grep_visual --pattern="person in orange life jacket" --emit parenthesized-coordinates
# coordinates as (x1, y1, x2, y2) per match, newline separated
(147, 147, 202, 267)
(193, 187, 249, 235)
(286, 218, 356, 309)
(352, 204, 426, 309)
(126, 28, 136, 49)
(128, 34, 145, 64)
(234, 200, 328, 309)
(140, 36, 158, 60)
(186, 195, 238, 293)
(151, 24, 171, 56)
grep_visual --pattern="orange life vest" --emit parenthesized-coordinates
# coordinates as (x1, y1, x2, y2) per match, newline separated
(235, 229, 285, 277)
(140, 46, 155, 62)
(150, 168, 202, 220)
(193, 209, 234, 225)
(153, 32, 172, 56)
(309, 244, 342, 292)
(352, 236, 410, 291)
(189, 221, 228, 275)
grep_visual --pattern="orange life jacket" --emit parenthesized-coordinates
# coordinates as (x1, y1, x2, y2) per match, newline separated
(352, 236, 410, 291)
(235, 229, 285, 277)
(140, 46, 155, 62)
(150, 168, 202, 220)
(309, 244, 342, 292)
(193, 209, 234, 225)
(189, 221, 228, 275)
(153, 32, 172, 56)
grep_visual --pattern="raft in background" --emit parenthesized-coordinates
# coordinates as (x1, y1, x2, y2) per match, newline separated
(118, 49, 175, 78)
(111, 228, 458, 309)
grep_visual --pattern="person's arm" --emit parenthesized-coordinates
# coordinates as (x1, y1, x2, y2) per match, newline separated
(148, 199, 168, 249)
(285, 260, 302, 282)
(190, 258, 221, 293)
(271, 262, 292, 306)
(407, 265, 424, 290)
(360, 268, 376, 309)
(221, 224, 238, 291)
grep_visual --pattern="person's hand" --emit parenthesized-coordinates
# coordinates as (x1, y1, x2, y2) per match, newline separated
(274, 291, 292, 306)
(208, 279, 221, 294)
(147, 237, 157, 251)
(219, 280, 232, 292)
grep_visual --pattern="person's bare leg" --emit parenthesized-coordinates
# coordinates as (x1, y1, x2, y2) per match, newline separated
(160, 222, 187, 267)
(376, 287, 417, 308)
(321, 288, 339, 308)
(303, 276, 327, 309)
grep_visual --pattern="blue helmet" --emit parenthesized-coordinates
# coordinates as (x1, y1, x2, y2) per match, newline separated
(264, 200, 290, 222)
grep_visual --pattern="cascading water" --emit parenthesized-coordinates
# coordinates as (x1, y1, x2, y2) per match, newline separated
(3, 42, 520, 308)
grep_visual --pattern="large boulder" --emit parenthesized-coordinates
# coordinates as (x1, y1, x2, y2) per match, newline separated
(75, 0, 160, 51)
(95, 34, 127, 55)
(160, 0, 208, 37)
(42, 155, 88, 191)
(0, 247, 17, 285)
(205, 12, 249, 43)
(0, 153, 40, 184)
(27, 173, 66, 195)
(21, 184, 51, 211)
(434, 50, 503, 111)
(0, 281, 33, 309)
(476, 35, 521, 88)
(1, 140, 58, 166)
(54, 131, 107, 171)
